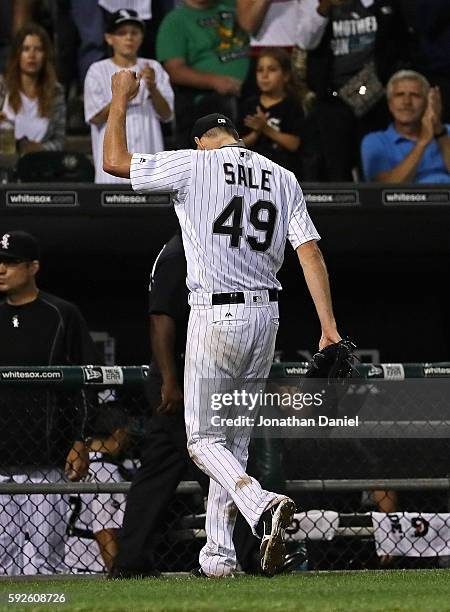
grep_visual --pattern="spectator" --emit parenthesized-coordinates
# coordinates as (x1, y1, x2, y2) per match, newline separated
(361, 70, 450, 183)
(54, 2, 174, 136)
(296, 0, 411, 181)
(156, 0, 249, 148)
(0, 23, 65, 154)
(110, 232, 208, 578)
(0, 230, 100, 575)
(54, 1, 172, 97)
(98, 2, 163, 59)
(238, 48, 303, 176)
(236, 1, 312, 108)
(84, 9, 173, 184)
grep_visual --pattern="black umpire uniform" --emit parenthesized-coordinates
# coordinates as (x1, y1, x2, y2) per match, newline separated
(112, 233, 208, 577)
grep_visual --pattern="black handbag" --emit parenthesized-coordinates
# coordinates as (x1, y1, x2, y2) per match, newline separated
(338, 61, 384, 117)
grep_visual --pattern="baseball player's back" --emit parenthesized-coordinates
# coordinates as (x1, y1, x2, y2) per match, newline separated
(104, 99, 339, 577)
(130, 142, 319, 577)
(131, 146, 319, 293)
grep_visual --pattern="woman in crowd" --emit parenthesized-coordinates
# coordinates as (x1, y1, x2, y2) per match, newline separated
(0, 23, 65, 154)
(238, 47, 303, 177)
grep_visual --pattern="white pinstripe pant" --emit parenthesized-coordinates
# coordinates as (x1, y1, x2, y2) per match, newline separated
(0, 469, 68, 575)
(184, 291, 284, 577)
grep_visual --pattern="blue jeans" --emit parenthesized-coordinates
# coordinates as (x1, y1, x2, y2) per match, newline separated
(70, 0, 106, 85)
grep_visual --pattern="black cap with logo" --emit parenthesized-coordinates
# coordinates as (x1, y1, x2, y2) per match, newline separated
(106, 8, 145, 33)
(0, 231, 40, 261)
(191, 113, 238, 143)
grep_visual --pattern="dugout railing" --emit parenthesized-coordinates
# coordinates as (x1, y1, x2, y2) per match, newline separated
(0, 363, 449, 574)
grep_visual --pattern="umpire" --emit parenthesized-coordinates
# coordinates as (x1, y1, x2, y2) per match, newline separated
(111, 231, 208, 578)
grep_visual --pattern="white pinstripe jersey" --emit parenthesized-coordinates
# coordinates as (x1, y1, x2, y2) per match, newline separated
(98, 0, 152, 20)
(84, 58, 174, 184)
(130, 146, 320, 293)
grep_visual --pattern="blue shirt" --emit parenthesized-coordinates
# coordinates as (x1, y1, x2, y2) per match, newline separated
(361, 123, 450, 183)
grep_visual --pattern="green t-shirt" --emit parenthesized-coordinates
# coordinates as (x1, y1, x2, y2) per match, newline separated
(156, 1, 249, 82)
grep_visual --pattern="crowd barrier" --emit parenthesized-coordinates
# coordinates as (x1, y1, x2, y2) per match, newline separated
(1, 183, 449, 211)
(0, 363, 449, 575)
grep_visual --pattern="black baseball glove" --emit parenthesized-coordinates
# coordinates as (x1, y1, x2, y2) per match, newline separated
(305, 339, 357, 380)
(301, 339, 358, 424)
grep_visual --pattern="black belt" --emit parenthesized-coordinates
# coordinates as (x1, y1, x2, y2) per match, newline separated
(211, 290, 278, 305)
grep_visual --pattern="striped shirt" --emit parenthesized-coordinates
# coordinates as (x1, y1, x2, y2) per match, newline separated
(98, 0, 152, 20)
(84, 57, 173, 184)
(130, 146, 320, 293)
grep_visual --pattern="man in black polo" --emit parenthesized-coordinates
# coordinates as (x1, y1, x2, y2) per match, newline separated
(0, 230, 100, 575)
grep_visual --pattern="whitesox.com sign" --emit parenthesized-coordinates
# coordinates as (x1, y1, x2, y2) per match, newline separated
(6, 191, 78, 207)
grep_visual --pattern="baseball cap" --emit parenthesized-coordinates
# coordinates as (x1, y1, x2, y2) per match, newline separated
(191, 113, 238, 143)
(0, 231, 40, 261)
(106, 9, 145, 33)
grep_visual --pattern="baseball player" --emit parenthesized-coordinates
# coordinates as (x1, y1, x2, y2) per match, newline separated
(84, 9, 174, 183)
(103, 70, 342, 577)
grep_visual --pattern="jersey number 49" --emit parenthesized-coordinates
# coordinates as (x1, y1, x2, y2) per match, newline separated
(213, 196, 277, 252)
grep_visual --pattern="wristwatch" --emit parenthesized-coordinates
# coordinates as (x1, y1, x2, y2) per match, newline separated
(434, 127, 447, 139)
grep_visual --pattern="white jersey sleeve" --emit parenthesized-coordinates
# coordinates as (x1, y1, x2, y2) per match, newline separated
(287, 183, 321, 250)
(130, 150, 192, 201)
(84, 63, 110, 124)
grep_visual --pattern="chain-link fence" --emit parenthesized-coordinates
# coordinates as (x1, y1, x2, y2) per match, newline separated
(0, 364, 449, 575)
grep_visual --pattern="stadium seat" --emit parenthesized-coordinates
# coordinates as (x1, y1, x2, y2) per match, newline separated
(17, 151, 94, 183)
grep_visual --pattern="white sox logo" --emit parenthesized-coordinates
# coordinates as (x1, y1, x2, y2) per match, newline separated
(12, 315, 19, 328)
(1, 233, 10, 250)
(119, 9, 133, 20)
(218, 118, 226, 124)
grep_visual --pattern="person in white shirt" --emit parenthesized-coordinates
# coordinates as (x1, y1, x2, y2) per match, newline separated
(84, 9, 173, 184)
(237, 0, 301, 49)
(0, 23, 65, 154)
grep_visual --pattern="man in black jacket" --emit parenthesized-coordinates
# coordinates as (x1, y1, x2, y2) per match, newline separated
(0, 230, 100, 575)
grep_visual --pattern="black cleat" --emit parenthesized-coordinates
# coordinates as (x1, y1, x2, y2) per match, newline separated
(190, 567, 209, 578)
(258, 498, 296, 577)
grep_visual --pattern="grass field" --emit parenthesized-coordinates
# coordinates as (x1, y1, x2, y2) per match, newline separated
(0, 570, 449, 612)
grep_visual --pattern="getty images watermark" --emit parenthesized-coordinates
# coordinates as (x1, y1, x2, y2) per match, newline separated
(209, 388, 359, 429)
(199, 377, 450, 439)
